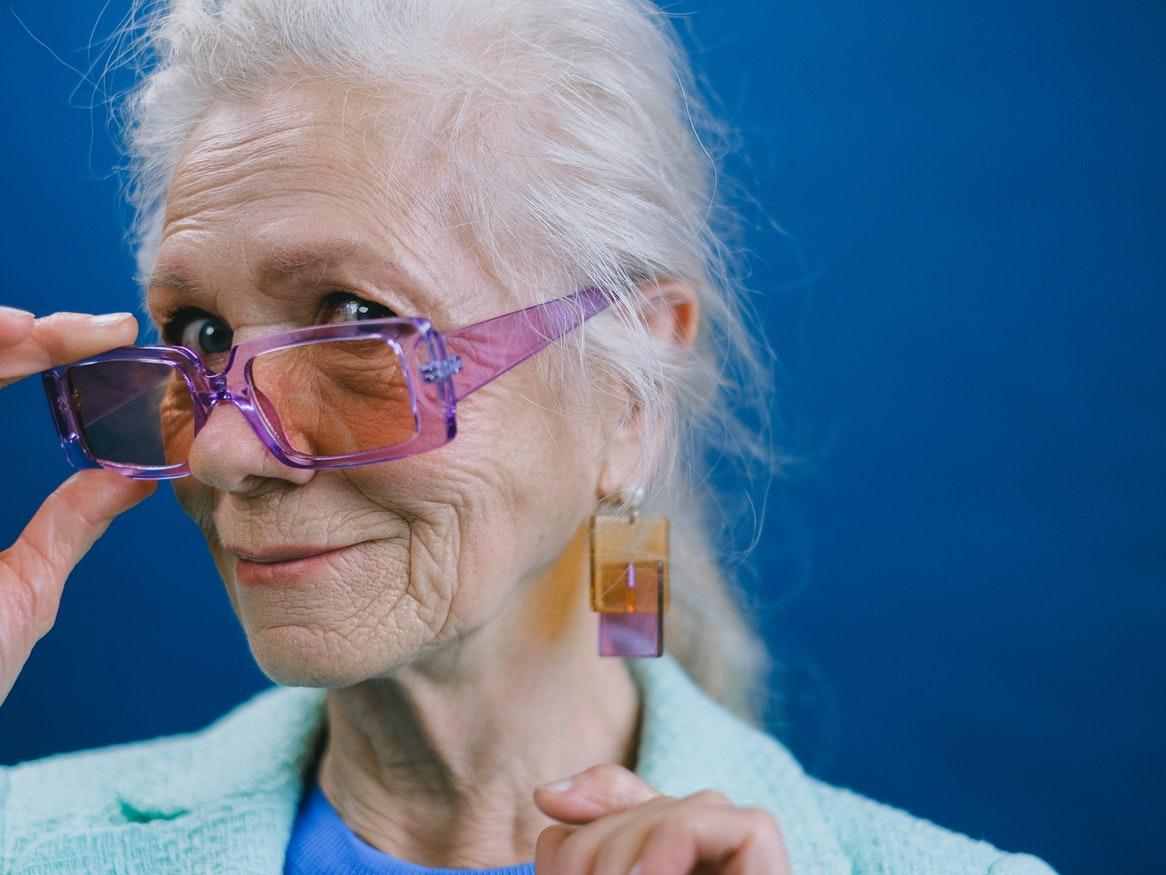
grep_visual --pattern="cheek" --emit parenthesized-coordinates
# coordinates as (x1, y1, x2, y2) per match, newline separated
(167, 373, 604, 664)
(349, 386, 598, 603)
(465, 396, 595, 547)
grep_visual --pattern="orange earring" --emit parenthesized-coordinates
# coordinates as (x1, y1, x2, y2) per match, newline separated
(589, 485, 669, 657)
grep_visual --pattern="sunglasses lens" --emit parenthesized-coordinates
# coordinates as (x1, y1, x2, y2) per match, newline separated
(250, 337, 418, 457)
(65, 360, 196, 469)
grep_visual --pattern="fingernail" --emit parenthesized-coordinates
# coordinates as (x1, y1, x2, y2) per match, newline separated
(92, 312, 135, 327)
(0, 305, 34, 319)
(538, 779, 573, 793)
(628, 864, 644, 875)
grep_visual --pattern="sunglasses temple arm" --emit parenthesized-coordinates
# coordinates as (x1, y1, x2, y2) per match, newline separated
(440, 287, 610, 401)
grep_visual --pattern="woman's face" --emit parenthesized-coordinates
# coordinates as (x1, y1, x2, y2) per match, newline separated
(147, 81, 622, 686)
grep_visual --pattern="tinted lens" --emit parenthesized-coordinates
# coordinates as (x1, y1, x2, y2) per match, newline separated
(66, 360, 196, 468)
(250, 337, 418, 457)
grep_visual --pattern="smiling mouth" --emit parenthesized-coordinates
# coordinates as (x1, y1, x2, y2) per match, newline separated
(228, 541, 370, 585)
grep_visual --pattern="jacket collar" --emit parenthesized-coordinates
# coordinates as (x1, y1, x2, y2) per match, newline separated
(102, 654, 848, 872)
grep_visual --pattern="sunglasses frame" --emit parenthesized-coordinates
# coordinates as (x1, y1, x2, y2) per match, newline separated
(41, 286, 611, 479)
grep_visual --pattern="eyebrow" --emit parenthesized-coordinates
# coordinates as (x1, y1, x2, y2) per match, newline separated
(147, 240, 430, 313)
(146, 268, 200, 295)
(253, 240, 371, 285)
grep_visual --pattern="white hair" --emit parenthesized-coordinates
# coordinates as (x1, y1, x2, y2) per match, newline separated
(104, 0, 794, 722)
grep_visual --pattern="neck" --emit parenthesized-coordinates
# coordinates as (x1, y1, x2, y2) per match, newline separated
(314, 528, 642, 868)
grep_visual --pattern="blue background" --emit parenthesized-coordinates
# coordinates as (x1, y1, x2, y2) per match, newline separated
(2, 3, 1162, 873)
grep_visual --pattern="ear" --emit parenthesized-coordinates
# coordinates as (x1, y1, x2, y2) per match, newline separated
(633, 276, 701, 352)
(595, 278, 700, 497)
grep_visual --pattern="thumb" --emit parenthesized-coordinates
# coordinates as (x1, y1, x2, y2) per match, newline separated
(533, 762, 663, 825)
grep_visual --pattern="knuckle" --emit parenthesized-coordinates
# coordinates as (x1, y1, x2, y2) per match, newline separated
(684, 788, 732, 806)
(1, 559, 53, 641)
(641, 793, 677, 811)
(17, 546, 62, 634)
(740, 805, 783, 836)
(0, 573, 39, 640)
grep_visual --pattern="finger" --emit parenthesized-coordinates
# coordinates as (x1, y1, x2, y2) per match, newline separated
(537, 802, 661, 875)
(534, 762, 663, 825)
(0, 306, 35, 349)
(0, 312, 139, 387)
(684, 789, 734, 807)
(1, 470, 156, 642)
(632, 805, 791, 875)
(547, 795, 736, 875)
(588, 798, 679, 875)
(534, 823, 572, 872)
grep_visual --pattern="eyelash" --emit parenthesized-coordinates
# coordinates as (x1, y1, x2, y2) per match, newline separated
(158, 291, 398, 345)
(159, 305, 209, 346)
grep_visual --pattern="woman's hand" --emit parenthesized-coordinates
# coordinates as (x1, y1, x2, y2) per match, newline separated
(533, 763, 791, 875)
(0, 306, 156, 706)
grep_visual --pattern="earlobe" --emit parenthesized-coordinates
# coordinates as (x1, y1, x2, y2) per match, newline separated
(594, 399, 669, 501)
(595, 402, 641, 498)
(593, 278, 696, 497)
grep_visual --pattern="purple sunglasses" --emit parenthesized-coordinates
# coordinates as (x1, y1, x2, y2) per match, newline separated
(42, 286, 611, 479)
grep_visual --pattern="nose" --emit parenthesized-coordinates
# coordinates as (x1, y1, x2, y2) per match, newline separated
(186, 398, 315, 492)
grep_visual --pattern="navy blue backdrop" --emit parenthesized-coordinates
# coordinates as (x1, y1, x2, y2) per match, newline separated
(2, 4, 1162, 874)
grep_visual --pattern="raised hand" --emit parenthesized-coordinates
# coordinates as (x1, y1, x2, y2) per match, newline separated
(533, 763, 791, 874)
(0, 306, 156, 706)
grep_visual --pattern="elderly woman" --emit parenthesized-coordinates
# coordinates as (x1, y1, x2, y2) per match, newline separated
(0, 1, 1057, 873)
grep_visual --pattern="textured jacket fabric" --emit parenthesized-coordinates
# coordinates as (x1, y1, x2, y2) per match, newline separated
(0, 654, 1057, 874)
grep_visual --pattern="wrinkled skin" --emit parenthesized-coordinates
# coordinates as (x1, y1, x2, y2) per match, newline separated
(152, 86, 622, 688)
(3, 75, 788, 872)
(149, 79, 656, 866)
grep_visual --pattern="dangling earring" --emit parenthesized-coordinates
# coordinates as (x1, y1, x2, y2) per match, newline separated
(589, 484, 669, 658)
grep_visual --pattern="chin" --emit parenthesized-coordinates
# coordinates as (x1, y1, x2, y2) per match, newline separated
(243, 622, 409, 689)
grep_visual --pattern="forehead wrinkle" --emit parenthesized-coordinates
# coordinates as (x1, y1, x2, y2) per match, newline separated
(163, 110, 400, 233)
(254, 238, 374, 285)
(152, 88, 472, 329)
(164, 157, 390, 234)
(174, 107, 365, 179)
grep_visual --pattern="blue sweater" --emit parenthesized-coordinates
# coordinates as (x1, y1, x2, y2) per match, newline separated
(0, 654, 1057, 873)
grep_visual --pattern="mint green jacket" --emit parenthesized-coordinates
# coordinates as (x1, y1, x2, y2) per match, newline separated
(0, 655, 1057, 873)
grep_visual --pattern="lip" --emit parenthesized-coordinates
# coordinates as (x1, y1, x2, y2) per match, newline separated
(229, 542, 368, 586)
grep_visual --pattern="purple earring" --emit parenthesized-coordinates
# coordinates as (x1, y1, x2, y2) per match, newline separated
(589, 485, 669, 658)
